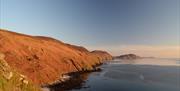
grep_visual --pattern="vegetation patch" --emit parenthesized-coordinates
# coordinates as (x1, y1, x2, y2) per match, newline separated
(0, 53, 41, 91)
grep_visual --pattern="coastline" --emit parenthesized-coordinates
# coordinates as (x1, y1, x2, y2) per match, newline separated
(41, 61, 108, 87)
(41, 61, 108, 91)
(0, 29, 113, 90)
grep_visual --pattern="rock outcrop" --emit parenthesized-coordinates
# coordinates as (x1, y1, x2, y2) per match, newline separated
(115, 54, 141, 60)
(0, 29, 112, 85)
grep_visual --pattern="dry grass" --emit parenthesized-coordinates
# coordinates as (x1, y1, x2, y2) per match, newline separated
(0, 59, 41, 91)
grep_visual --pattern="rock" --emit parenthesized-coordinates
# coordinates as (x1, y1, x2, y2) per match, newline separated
(23, 79, 29, 84)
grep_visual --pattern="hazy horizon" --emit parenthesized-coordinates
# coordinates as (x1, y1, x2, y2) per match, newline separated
(0, 0, 179, 58)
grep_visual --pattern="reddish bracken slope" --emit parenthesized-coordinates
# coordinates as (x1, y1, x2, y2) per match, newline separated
(0, 29, 112, 85)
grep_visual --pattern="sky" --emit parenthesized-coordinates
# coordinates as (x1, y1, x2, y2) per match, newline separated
(0, 0, 180, 58)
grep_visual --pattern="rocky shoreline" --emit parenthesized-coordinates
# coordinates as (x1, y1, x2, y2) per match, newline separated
(41, 62, 104, 87)
(42, 63, 105, 91)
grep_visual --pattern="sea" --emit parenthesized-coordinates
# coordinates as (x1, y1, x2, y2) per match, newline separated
(44, 58, 180, 91)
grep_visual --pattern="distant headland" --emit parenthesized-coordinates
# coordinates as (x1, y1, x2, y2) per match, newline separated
(114, 54, 141, 60)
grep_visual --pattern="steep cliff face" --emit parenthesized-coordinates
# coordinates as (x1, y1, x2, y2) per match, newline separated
(0, 29, 112, 85)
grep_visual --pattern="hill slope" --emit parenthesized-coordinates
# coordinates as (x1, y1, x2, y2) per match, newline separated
(0, 29, 112, 85)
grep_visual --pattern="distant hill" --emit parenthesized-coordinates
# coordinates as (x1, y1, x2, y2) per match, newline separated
(115, 54, 141, 60)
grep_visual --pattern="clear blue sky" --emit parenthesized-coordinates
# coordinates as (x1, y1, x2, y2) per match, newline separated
(0, 0, 179, 57)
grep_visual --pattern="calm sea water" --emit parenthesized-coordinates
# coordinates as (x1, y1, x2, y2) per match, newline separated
(46, 58, 180, 91)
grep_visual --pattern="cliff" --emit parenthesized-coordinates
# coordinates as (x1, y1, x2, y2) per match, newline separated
(0, 29, 112, 85)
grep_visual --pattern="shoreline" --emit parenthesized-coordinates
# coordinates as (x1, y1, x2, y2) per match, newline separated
(40, 61, 104, 88)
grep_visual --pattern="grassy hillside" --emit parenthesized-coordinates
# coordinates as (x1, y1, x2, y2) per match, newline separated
(0, 29, 112, 85)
